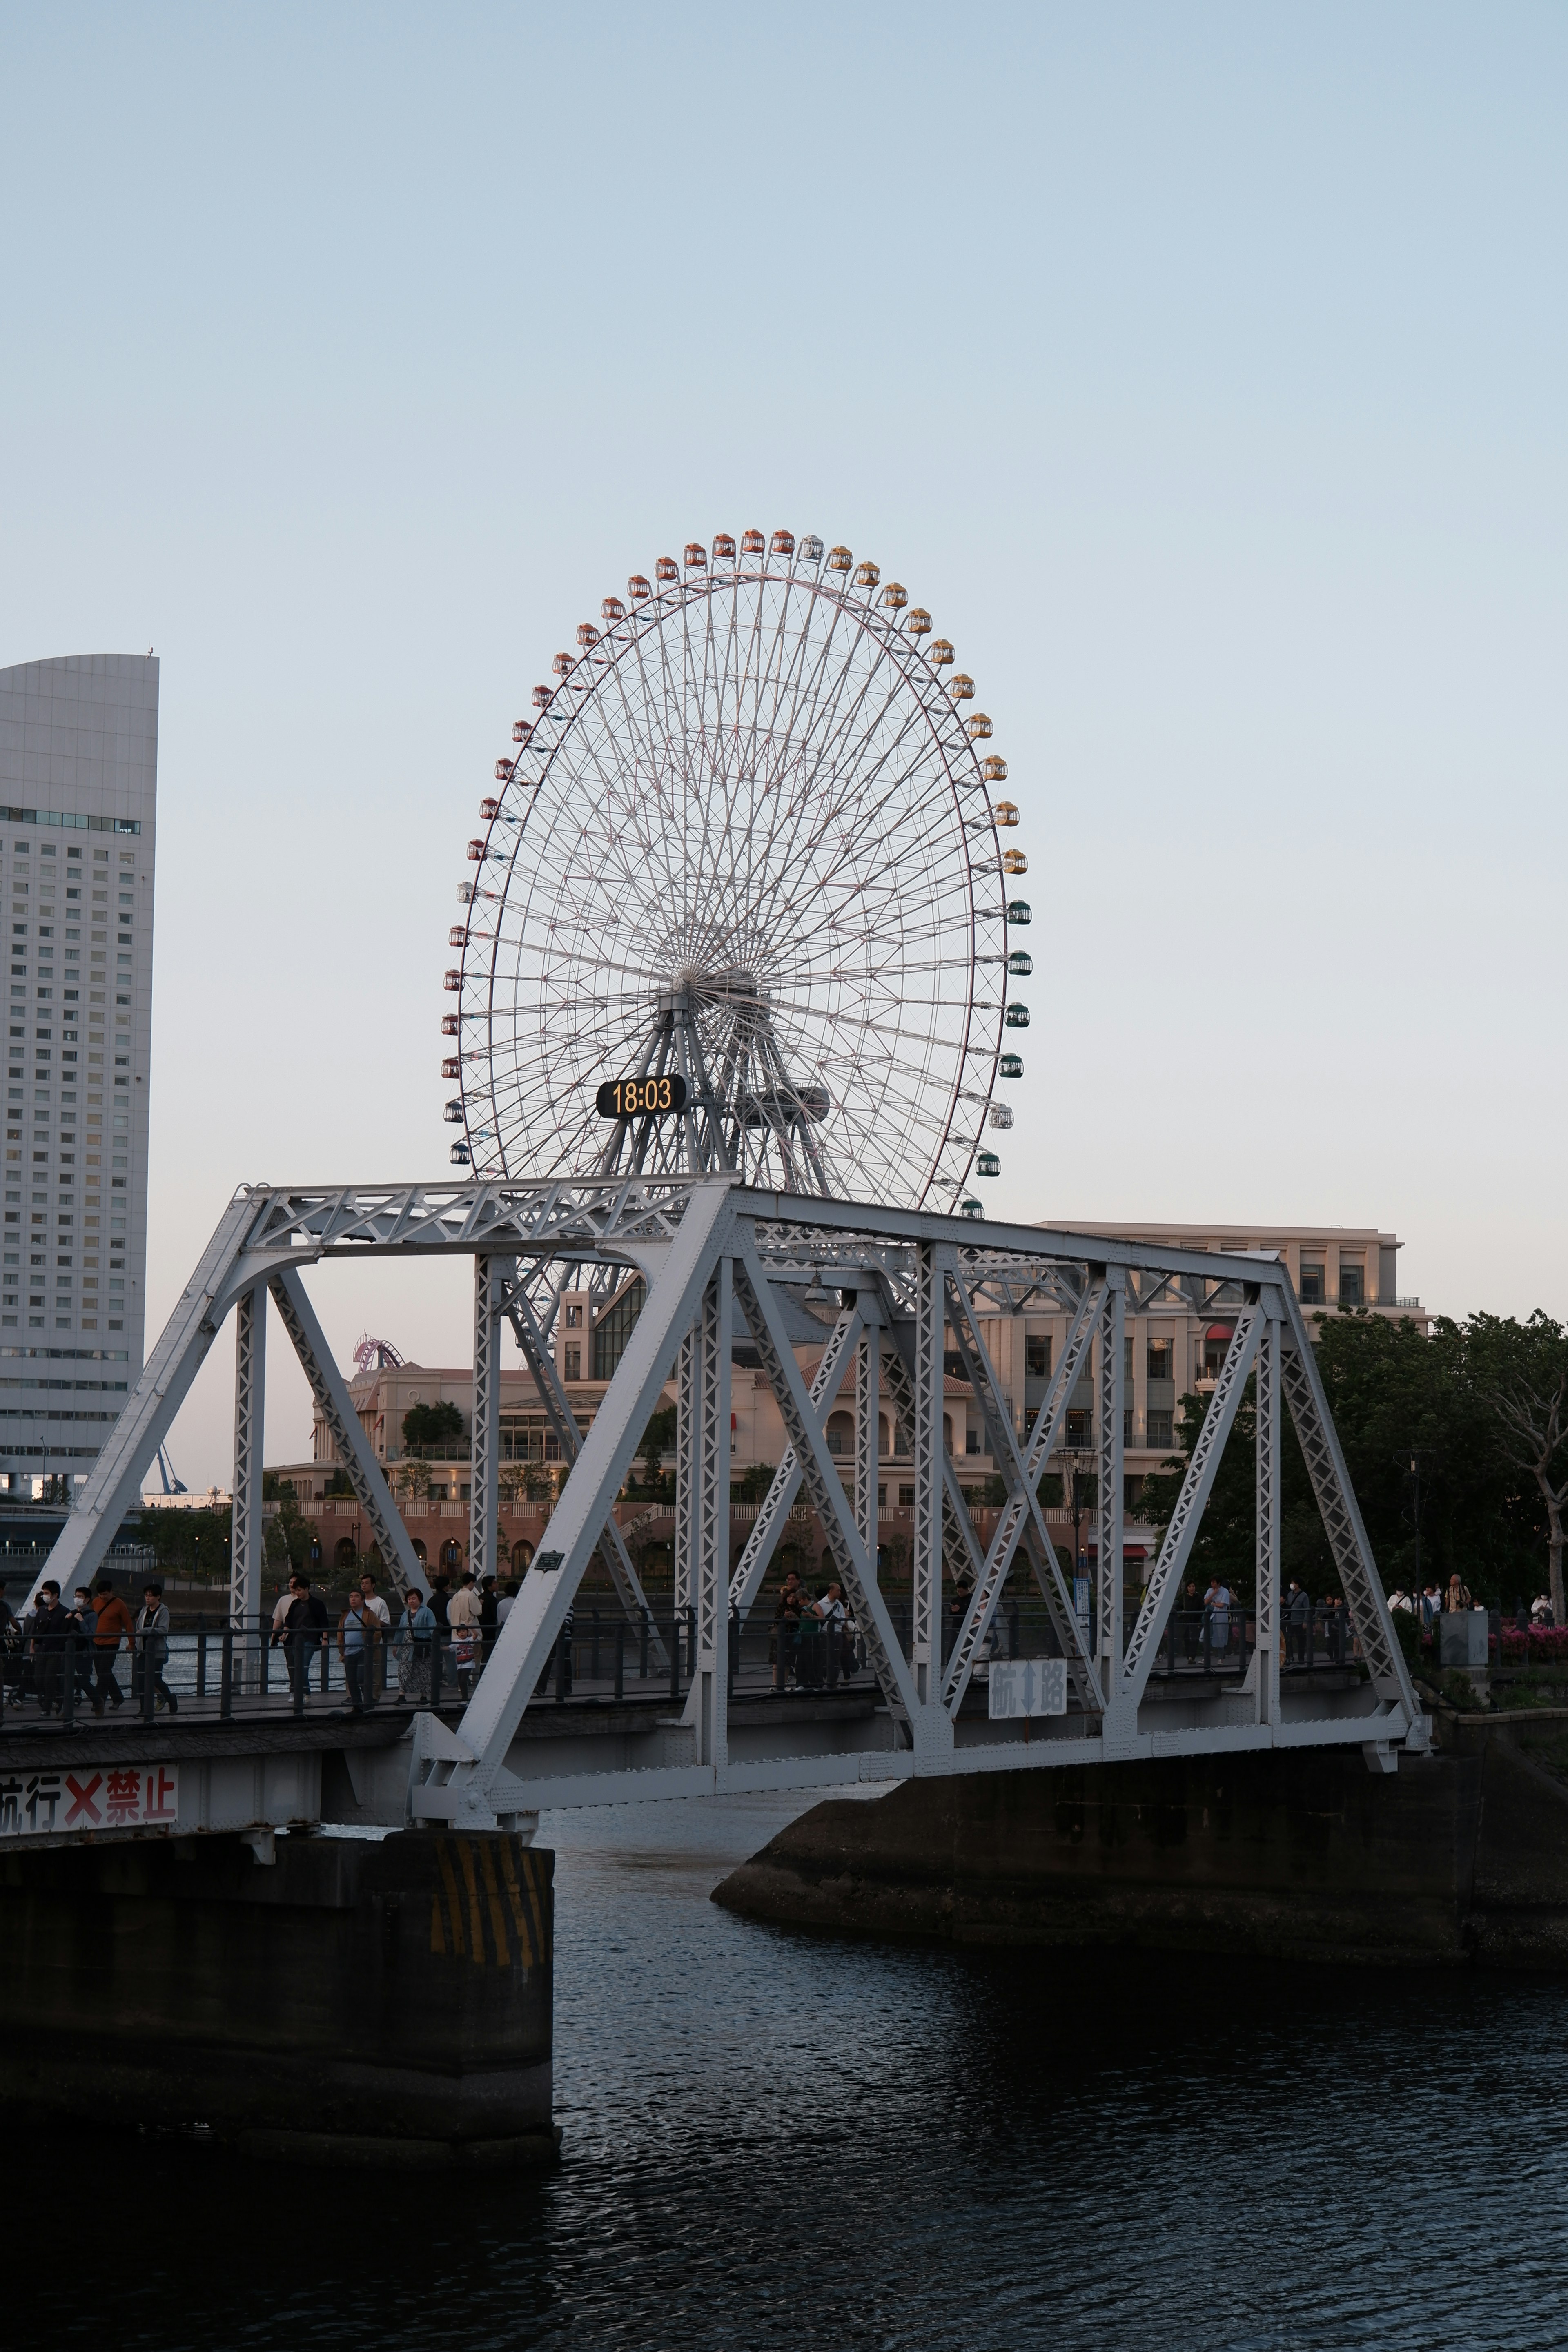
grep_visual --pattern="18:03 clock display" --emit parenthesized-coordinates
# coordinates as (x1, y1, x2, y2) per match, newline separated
(595, 1074, 689, 1118)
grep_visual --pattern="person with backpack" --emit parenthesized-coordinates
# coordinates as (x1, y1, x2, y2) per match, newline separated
(277, 1573, 328, 1708)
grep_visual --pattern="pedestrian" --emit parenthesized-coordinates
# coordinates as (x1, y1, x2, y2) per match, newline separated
(448, 1570, 483, 1697)
(773, 1570, 805, 1691)
(813, 1580, 848, 1686)
(497, 1579, 519, 1628)
(1532, 1592, 1555, 1628)
(1203, 1577, 1232, 1666)
(277, 1572, 328, 1707)
(134, 1579, 177, 1713)
(69, 1587, 99, 1704)
(359, 1571, 390, 1700)
(1445, 1572, 1473, 1613)
(1285, 1580, 1310, 1668)
(89, 1575, 134, 1713)
(1421, 1582, 1442, 1632)
(394, 1585, 435, 1704)
(1182, 1579, 1202, 1662)
(337, 1585, 370, 1714)
(0, 1578, 19, 1706)
(428, 1572, 452, 1632)
(29, 1579, 71, 1715)
(479, 1575, 498, 1662)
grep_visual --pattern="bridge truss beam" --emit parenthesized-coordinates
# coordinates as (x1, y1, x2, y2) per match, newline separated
(24, 1174, 1427, 1823)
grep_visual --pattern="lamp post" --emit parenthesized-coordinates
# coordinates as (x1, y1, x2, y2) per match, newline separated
(1401, 1447, 1437, 1641)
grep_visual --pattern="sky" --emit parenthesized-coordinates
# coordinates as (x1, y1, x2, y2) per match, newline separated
(2, 3, 1564, 1485)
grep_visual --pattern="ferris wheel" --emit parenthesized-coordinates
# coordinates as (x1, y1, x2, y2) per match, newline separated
(443, 530, 1031, 1210)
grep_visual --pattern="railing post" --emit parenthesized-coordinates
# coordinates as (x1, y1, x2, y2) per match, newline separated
(554, 1622, 567, 1704)
(196, 1617, 208, 1702)
(639, 1606, 649, 1681)
(614, 1619, 624, 1702)
(259, 1609, 270, 1697)
(140, 1629, 155, 1721)
(62, 1630, 75, 1730)
(591, 1607, 601, 1684)
(220, 1622, 234, 1721)
(668, 1612, 680, 1703)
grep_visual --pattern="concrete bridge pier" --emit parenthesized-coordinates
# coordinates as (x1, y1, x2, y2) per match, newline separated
(0, 1827, 558, 2167)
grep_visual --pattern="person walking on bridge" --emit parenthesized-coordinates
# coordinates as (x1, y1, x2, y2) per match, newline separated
(277, 1573, 328, 1708)
(359, 1571, 390, 1701)
(394, 1586, 435, 1705)
(29, 1579, 70, 1716)
(90, 1575, 134, 1714)
(134, 1580, 177, 1714)
(337, 1586, 371, 1715)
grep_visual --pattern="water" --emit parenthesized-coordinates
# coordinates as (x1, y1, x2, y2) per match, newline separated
(11, 1784, 1568, 2349)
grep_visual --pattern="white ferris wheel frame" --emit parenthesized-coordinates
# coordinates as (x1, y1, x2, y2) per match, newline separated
(448, 533, 1022, 1211)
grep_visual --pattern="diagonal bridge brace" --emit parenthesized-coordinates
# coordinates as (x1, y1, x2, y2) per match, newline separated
(504, 1270, 668, 1670)
(940, 1272, 1106, 1719)
(728, 1300, 864, 1619)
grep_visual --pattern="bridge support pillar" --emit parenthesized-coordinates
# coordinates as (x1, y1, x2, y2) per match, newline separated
(0, 1828, 558, 2167)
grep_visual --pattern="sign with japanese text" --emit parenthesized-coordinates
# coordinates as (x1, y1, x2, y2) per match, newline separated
(0, 1762, 179, 1840)
(988, 1659, 1067, 1720)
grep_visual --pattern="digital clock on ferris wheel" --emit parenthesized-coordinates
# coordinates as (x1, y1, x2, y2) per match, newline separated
(595, 1074, 689, 1118)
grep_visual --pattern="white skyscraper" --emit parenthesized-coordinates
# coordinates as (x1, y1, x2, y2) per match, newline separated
(0, 655, 156, 1491)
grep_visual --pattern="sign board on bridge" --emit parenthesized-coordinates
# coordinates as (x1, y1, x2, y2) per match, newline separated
(0, 1762, 178, 1840)
(987, 1659, 1067, 1720)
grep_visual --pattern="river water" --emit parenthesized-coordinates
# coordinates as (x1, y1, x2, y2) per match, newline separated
(18, 1784, 1568, 2350)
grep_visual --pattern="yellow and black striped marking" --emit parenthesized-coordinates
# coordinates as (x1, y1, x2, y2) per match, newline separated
(430, 1836, 549, 1969)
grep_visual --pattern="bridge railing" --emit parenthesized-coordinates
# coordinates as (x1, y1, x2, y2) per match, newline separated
(0, 1597, 1369, 1739)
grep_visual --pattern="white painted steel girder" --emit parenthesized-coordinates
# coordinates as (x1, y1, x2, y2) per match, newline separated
(24, 1172, 1425, 1814)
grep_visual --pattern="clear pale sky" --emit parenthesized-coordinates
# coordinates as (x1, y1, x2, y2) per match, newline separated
(3, 4, 1563, 1485)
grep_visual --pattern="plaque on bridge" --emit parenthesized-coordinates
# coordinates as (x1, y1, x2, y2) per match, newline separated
(987, 1659, 1067, 1720)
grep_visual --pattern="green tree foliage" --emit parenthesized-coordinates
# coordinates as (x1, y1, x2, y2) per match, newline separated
(137, 1503, 233, 1583)
(1137, 1313, 1565, 1605)
(733, 1459, 777, 1503)
(401, 1399, 467, 1454)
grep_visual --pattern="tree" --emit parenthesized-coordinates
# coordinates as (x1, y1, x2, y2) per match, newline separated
(733, 1459, 777, 1504)
(401, 1400, 467, 1454)
(1469, 1311, 1568, 1623)
(633, 1405, 676, 1496)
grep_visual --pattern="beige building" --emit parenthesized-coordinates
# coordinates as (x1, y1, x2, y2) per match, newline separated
(267, 1223, 1422, 1577)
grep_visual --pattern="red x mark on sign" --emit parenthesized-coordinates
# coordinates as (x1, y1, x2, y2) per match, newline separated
(64, 1773, 103, 1827)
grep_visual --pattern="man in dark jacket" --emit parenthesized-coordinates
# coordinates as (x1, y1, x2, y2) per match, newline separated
(29, 1579, 71, 1716)
(281, 1574, 330, 1707)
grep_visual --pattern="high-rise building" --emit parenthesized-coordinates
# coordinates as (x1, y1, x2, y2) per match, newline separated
(0, 655, 157, 1491)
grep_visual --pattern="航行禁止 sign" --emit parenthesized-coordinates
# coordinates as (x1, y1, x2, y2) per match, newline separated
(0, 1761, 179, 1839)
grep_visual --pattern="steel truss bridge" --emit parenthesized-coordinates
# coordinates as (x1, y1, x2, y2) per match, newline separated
(34, 1176, 1428, 1835)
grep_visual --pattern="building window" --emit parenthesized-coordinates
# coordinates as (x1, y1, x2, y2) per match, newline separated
(1147, 1410, 1174, 1449)
(592, 1277, 645, 1379)
(965, 1428, 980, 1455)
(564, 1303, 582, 1328)
(1066, 1408, 1091, 1446)
(1024, 1334, 1051, 1378)
(1299, 1263, 1325, 1305)
(898, 1484, 915, 1507)
(1147, 1340, 1172, 1383)
(1339, 1264, 1365, 1308)
(564, 1345, 581, 1382)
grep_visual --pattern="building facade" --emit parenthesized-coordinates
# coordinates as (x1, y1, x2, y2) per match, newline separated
(0, 655, 156, 1489)
(267, 1223, 1423, 1581)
